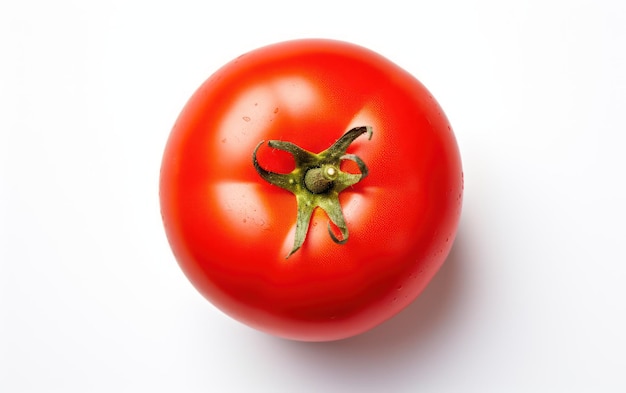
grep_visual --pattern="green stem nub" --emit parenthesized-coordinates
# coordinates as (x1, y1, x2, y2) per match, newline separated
(252, 126, 373, 258)
(304, 165, 339, 194)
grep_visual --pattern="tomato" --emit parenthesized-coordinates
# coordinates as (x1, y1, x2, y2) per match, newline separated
(160, 39, 463, 341)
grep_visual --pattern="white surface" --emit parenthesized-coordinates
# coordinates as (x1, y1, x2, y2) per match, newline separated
(2, 0, 625, 391)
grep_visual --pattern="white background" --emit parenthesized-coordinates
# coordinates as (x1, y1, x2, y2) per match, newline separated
(2, 0, 625, 391)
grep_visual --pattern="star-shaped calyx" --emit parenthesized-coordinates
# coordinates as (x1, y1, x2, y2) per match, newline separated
(252, 126, 373, 258)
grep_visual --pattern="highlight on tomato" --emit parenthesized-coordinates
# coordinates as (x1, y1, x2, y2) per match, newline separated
(159, 39, 463, 341)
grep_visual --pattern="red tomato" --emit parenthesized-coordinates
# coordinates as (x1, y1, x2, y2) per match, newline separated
(160, 39, 463, 341)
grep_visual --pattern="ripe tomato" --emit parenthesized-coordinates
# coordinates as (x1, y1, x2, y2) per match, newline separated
(160, 39, 463, 341)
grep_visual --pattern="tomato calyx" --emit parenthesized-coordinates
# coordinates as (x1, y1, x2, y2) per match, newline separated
(252, 126, 373, 258)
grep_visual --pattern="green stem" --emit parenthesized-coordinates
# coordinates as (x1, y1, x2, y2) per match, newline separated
(304, 165, 339, 194)
(252, 126, 373, 258)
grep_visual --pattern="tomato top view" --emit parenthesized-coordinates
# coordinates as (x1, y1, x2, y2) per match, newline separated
(160, 39, 463, 341)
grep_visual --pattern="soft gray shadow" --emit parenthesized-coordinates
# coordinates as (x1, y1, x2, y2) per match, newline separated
(266, 225, 472, 387)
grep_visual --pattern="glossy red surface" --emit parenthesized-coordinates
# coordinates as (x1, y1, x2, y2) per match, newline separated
(160, 39, 463, 341)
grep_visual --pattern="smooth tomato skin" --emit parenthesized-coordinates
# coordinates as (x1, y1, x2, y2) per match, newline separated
(160, 39, 463, 341)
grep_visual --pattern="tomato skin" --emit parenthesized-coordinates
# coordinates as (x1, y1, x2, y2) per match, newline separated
(160, 39, 463, 341)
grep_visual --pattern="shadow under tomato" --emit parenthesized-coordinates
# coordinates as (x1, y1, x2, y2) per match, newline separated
(268, 224, 471, 386)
